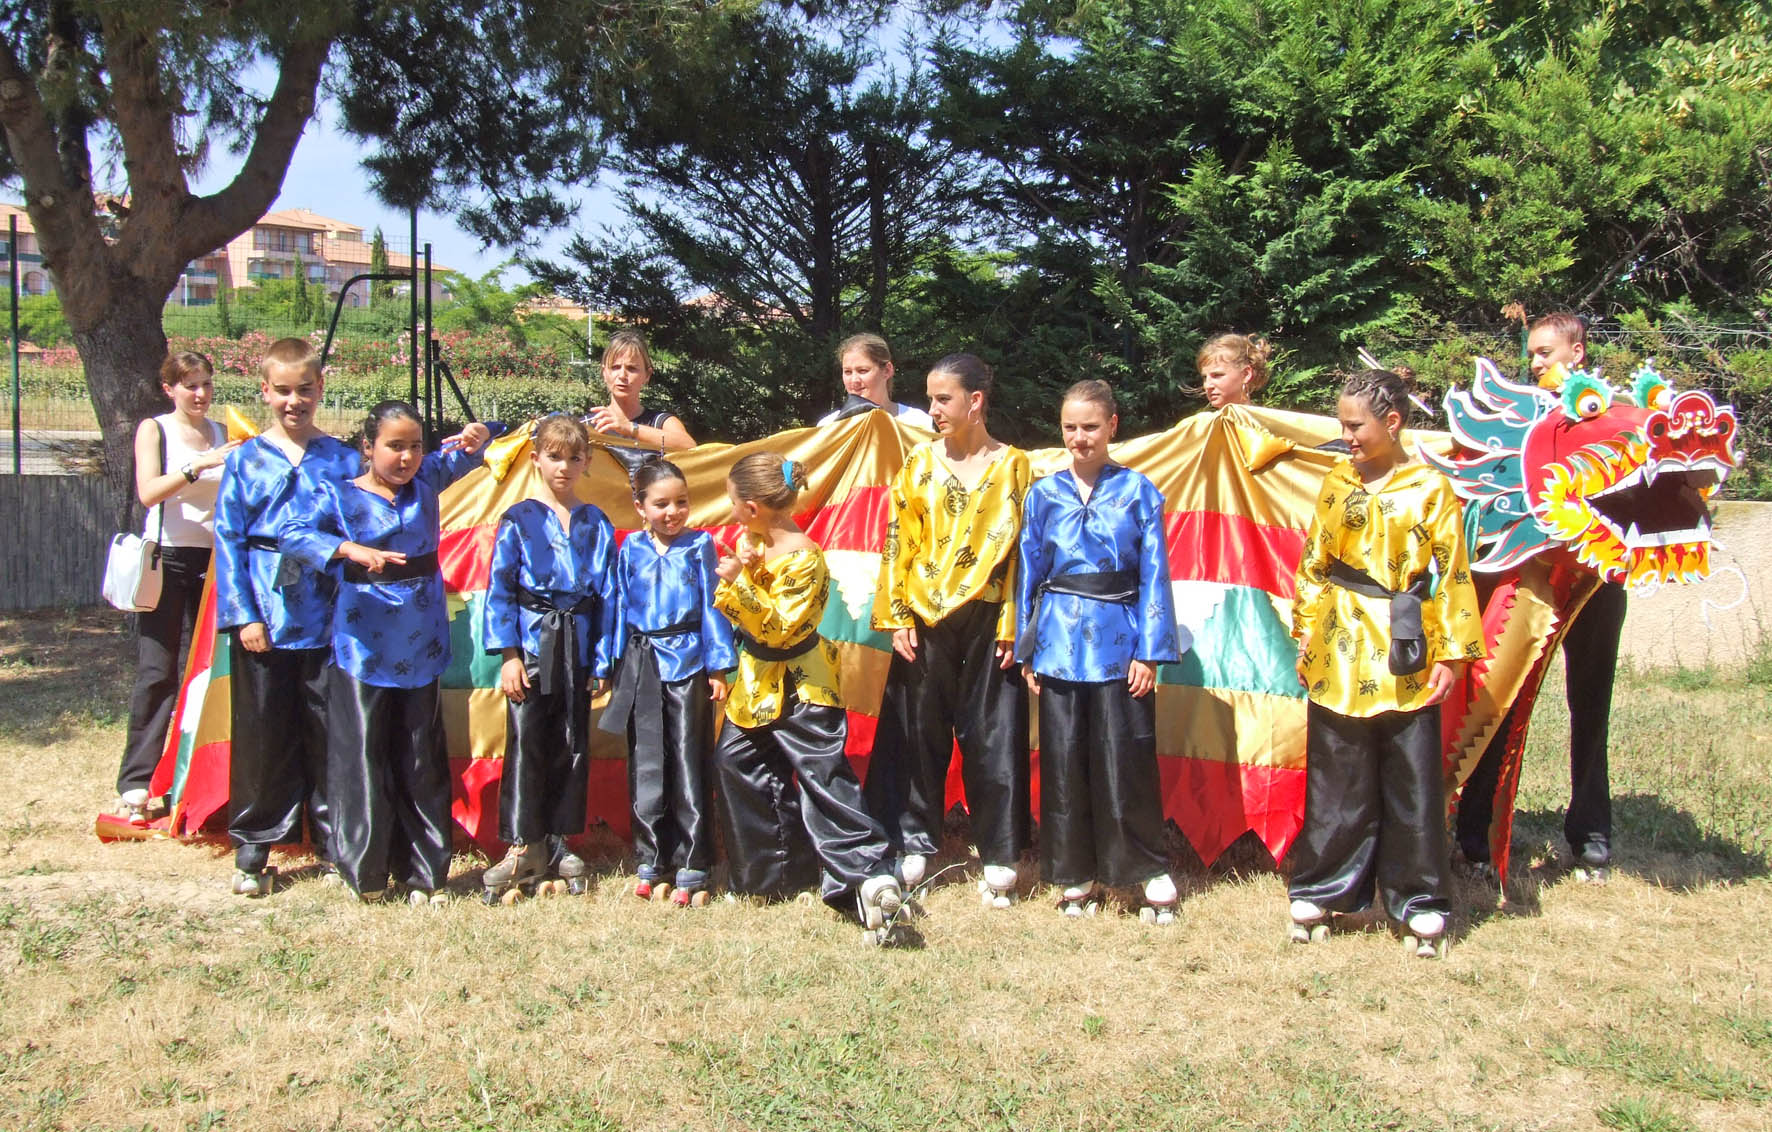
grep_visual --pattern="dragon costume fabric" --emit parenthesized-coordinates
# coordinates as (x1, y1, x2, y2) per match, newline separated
(138, 364, 1735, 883)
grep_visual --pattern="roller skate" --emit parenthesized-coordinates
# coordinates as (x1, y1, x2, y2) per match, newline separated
(1057, 883, 1101, 918)
(900, 853, 928, 888)
(1137, 874, 1179, 926)
(978, 864, 1018, 909)
(669, 869, 710, 908)
(1399, 910, 1447, 958)
(858, 873, 906, 946)
(114, 788, 150, 829)
(1288, 898, 1330, 944)
(633, 866, 667, 902)
(231, 866, 276, 898)
(1571, 840, 1610, 885)
(537, 835, 584, 897)
(482, 841, 546, 906)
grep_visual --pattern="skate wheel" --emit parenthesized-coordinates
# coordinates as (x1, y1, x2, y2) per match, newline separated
(689, 890, 709, 907)
(1061, 902, 1082, 918)
(653, 882, 673, 904)
(1310, 923, 1329, 943)
(1084, 901, 1100, 918)
(794, 891, 816, 906)
(1139, 906, 1156, 924)
(861, 929, 883, 947)
(544, 879, 569, 897)
(499, 886, 525, 906)
(989, 893, 1012, 910)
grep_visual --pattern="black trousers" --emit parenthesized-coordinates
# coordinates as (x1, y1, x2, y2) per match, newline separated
(499, 650, 591, 844)
(1456, 580, 1625, 858)
(1289, 701, 1450, 923)
(118, 545, 209, 795)
(1038, 677, 1169, 888)
(327, 668, 454, 894)
(715, 697, 892, 906)
(864, 599, 1031, 865)
(625, 670, 716, 880)
(227, 639, 334, 871)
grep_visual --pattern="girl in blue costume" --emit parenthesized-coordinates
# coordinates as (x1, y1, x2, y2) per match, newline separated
(599, 456, 736, 906)
(1016, 380, 1182, 922)
(480, 414, 618, 902)
(282, 401, 502, 904)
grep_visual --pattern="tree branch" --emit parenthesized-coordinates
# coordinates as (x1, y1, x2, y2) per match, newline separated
(99, 12, 186, 250)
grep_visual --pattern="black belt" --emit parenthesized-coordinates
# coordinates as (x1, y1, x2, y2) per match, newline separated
(246, 535, 280, 552)
(1016, 568, 1138, 658)
(1326, 558, 1432, 675)
(341, 550, 439, 585)
(736, 630, 820, 663)
(516, 587, 600, 698)
(598, 616, 702, 739)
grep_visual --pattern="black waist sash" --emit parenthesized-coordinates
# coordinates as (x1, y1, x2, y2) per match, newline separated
(246, 535, 280, 552)
(598, 616, 701, 738)
(1016, 568, 1138, 658)
(736, 630, 820, 663)
(341, 550, 439, 586)
(1326, 558, 1432, 676)
(516, 587, 600, 698)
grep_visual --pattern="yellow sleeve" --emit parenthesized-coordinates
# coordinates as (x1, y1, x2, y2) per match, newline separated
(993, 451, 1032, 643)
(1424, 480, 1484, 664)
(1291, 475, 1340, 642)
(871, 453, 923, 631)
(716, 553, 825, 647)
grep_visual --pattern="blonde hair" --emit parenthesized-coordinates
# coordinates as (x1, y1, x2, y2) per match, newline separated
(1196, 333, 1272, 394)
(729, 450, 807, 512)
(603, 330, 653, 375)
(837, 333, 892, 369)
(1062, 379, 1117, 417)
(261, 336, 321, 383)
(533, 413, 590, 459)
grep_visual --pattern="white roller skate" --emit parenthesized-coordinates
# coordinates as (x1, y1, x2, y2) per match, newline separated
(1057, 882, 1101, 918)
(1400, 910, 1447, 958)
(1138, 874, 1179, 926)
(858, 873, 906, 945)
(1288, 898, 1329, 944)
(900, 853, 928, 888)
(978, 864, 1017, 909)
(482, 841, 546, 905)
(114, 788, 150, 829)
(541, 835, 585, 896)
(1572, 842, 1611, 885)
(407, 887, 448, 907)
(231, 866, 275, 898)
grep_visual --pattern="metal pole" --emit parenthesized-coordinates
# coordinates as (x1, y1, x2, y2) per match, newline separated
(408, 206, 419, 408)
(423, 242, 434, 436)
(10, 215, 20, 476)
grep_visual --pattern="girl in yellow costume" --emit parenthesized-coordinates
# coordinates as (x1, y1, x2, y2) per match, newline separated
(1288, 370, 1483, 957)
(710, 452, 905, 932)
(865, 353, 1033, 907)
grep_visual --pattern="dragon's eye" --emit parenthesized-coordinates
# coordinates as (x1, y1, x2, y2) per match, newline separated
(1575, 390, 1605, 419)
(1562, 373, 1614, 421)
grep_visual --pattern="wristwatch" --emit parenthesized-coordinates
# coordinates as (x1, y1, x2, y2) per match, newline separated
(181, 463, 199, 483)
(629, 422, 641, 440)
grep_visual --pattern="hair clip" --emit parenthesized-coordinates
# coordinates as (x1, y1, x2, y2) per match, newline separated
(781, 458, 796, 485)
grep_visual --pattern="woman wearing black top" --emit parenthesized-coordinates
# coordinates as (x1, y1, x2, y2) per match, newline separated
(587, 331, 695, 452)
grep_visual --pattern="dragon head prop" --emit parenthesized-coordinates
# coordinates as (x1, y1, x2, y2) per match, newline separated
(1422, 358, 1737, 584)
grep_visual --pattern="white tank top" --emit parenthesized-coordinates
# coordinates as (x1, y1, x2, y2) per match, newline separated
(145, 413, 226, 549)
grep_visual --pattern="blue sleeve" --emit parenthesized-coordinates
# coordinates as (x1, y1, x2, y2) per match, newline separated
(1133, 479, 1180, 664)
(279, 471, 346, 572)
(212, 447, 260, 630)
(588, 512, 619, 680)
(609, 539, 630, 668)
(1013, 486, 1050, 663)
(482, 514, 524, 655)
(697, 535, 738, 673)
(416, 422, 508, 495)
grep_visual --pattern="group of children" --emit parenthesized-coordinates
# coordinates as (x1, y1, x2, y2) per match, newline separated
(183, 319, 1612, 956)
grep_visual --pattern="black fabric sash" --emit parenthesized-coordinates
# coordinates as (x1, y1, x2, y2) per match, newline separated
(516, 586, 599, 698)
(1016, 568, 1138, 658)
(1326, 557, 1432, 676)
(737, 630, 819, 663)
(598, 616, 702, 738)
(341, 550, 439, 585)
(246, 535, 280, 552)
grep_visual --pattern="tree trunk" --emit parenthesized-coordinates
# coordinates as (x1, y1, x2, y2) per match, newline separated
(866, 139, 887, 330)
(69, 282, 170, 529)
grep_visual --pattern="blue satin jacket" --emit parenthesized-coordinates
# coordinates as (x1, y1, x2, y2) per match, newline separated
(481, 499, 619, 677)
(612, 529, 738, 681)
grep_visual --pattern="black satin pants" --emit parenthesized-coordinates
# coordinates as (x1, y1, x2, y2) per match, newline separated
(1289, 701, 1450, 922)
(227, 638, 334, 872)
(625, 670, 715, 880)
(715, 696, 892, 906)
(119, 546, 209, 794)
(500, 650, 591, 844)
(1456, 580, 1626, 859)
(326, 668, 454, 894)
(864, 599, 1031, 865)
(1038, 677, 1169, 888)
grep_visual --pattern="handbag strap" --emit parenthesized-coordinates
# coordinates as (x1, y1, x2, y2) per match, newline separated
(151, 418, 166, 562)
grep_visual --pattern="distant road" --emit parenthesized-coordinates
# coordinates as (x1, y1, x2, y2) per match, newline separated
(0, 429, 101, 475)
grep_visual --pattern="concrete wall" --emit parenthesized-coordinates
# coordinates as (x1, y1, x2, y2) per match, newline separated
(1618, 500, 1772, 670)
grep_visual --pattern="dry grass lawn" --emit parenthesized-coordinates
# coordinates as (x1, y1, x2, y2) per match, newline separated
(0, 607, 1767, 1132)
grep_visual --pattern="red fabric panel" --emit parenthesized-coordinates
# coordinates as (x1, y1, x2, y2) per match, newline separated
(449, 757, 633, 855)
(1165, 511, 1307, 599)
(1157, 755, 1305, 867)
(439, 523, 497, 594)
(802, 485, 890, 553)
(170, 740, 233, 836)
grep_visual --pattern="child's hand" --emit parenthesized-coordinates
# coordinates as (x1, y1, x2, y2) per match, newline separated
(500, 656, 530, 703)
(994, 641, 1016, 670)
(588, 404, 633, 438)
(1127, 659, 1156, 699)
(709, 674, 729, 703)
(735, 538, 764, 569)
(341, 541, 407, 574)
(193, 440, 243, 472)
(1295, 635, 1311, 686)
(441, 422, 491, 454)
(891, 626, 919, 663)
(1422, 659, 1466, 706)
(714, 553, 742, 582)
(239, 622, 270, 653)
(1022, 663, 1040, 696)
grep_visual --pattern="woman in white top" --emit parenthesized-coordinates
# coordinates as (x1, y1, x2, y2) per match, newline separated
(115, 352, 239, 823)
(817, 333, 934, 429)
